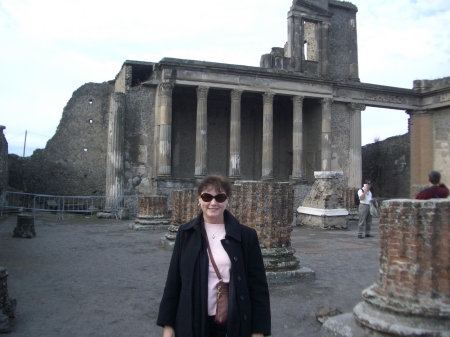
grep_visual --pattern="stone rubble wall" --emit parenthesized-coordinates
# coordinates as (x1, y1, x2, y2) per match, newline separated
(362, 133, 410, 198)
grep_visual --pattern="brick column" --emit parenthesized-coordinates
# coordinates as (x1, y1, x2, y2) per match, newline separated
(407, 110, 434, 197)
(353, 199, 450, 335)
(348, 103, 365, 188)
(321, 98, 333, 171)
(157, 83, 174, 177)
(262, 92, 275, 180)
(105, 92, 126, 208)
(292, 96, 304, 180)
(229, 89, 243, 179)
(195, 86, 209, 178)
(319, 21, 330, 76)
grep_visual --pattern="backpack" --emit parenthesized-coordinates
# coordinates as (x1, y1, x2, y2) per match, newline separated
(354, 188, 363, 206)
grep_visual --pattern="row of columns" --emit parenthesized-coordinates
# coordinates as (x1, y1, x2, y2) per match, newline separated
(154, 83, 364, 185)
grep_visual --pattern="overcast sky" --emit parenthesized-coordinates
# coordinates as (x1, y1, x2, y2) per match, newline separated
(1, 0, 449, 156)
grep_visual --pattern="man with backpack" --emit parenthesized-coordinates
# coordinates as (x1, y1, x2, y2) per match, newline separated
(357, 180, 374, 239)
(416, 171, 449, 200)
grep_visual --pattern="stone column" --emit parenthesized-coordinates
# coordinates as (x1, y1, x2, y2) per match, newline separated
(195, 86, 209, 178)
(157, 83, 174, 177)
(262, 92, 275, 180)
(229, 90, 243, 179)
(292, 96, 304, 180)
(348, 103, 365, 188)
(105, 92, 126, 208)
(407, 110, 434, 196)
(321, 98, 333, 171)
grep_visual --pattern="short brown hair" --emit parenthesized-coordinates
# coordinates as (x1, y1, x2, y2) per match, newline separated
(197, 175, 232, 197)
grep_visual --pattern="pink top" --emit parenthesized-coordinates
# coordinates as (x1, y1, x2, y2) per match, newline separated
(204, 222, 231, 316)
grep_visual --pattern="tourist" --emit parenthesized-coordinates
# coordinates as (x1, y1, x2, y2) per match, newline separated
(157, 175, 271, 337)
(357, 180, 374, 239)
(416, 171, 449, 199)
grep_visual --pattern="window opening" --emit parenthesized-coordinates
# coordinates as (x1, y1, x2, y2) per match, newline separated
(303, 21, 318, 61)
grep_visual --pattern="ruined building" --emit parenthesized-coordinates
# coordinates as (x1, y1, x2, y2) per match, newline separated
(6, 0, 450, 207)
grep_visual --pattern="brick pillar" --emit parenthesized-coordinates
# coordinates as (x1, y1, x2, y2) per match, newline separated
(105, 93, 126, 209)
(232, 181, 314, 283)
(195, 86, 209, 178)
(353, 199, 450, 335)
(262, 92, 275, 180)
(292, 96, 304, 180)
(165, 183, 315, 282)
(131, 196, 170, 230)
(321, 98, 333, 171)
(229, 89, 243, 179)
(407, 110, 434, 197)
(160, 189, 198, 249)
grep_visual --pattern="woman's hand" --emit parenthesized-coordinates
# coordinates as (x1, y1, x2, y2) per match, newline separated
(163, 326, 175, 337)
(251, 334, 263, 337)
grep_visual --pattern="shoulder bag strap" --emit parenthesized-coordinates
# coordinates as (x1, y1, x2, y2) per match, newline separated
(205, 233, 223, 281)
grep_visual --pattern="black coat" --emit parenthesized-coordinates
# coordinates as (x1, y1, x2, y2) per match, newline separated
(157, 210, 271, 336)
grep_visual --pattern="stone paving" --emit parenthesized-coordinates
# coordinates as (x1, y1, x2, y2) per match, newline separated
(0, 213, 379, 337)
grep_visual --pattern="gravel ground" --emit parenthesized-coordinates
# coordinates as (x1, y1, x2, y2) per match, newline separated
(0, 213, 379, 337)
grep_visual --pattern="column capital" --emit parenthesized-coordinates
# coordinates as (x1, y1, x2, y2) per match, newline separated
(231, 89, 243, 101)
(321, 97, 333, 109)
(159, 83, 174, 97)
(196, 86, 210, 99)
(263, 91, 275, 104)
(292, 95, 305, 107)
(348, 103, 366, 112)
(406, 109, 431, 116)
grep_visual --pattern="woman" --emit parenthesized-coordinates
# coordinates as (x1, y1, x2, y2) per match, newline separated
(157, 175, 271, 337)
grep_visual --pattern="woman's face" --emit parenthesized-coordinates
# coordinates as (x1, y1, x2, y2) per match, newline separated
(198, 186, 228, 224)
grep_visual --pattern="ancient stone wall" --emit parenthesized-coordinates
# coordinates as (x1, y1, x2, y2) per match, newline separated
(8, 82, 114, 195)
(0, 126, 8, 192)
(362, 133, 410, 198)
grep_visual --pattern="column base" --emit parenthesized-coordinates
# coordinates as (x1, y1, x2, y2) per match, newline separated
(353, 301, 450, 336)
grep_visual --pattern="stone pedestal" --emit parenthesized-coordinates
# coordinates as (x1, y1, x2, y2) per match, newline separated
(297, 171, 348, 229)
(322, 199, 450, 337)
(130, 196, 170, 231)
(13, 214, 36, 238)
(0, 268, 16, 333)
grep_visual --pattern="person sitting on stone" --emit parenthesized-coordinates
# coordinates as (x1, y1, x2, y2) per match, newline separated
(416, 170, 449, 199)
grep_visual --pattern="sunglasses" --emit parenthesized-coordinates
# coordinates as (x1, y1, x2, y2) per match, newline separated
(200, 193, 228, 203)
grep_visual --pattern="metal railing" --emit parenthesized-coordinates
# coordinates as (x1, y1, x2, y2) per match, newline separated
(0, 191, 137, 220)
